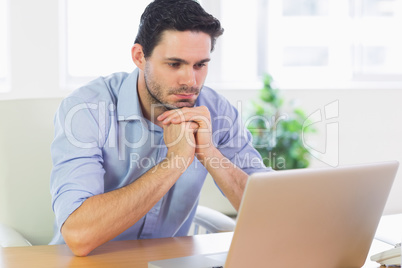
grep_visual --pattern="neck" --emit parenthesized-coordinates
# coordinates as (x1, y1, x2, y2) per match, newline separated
(137, 70, 166, 128)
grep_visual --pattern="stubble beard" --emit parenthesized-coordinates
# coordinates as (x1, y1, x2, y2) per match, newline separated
(144, 70, 202, 112)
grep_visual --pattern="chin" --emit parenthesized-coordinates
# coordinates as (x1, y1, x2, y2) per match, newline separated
(175, 102, 196, 108)
(163, 101, 195, 110)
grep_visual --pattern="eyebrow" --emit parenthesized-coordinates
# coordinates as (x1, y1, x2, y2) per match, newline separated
(165, 57, 211, 65)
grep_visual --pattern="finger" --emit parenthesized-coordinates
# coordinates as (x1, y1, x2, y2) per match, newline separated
(187, 121, 200, 131)
(188, 114, 211, 128)
(163, 107, 210, 126)
(157, 108, 187, 122)
(159, 109, 186, 125)
(157, 110, 174, 122)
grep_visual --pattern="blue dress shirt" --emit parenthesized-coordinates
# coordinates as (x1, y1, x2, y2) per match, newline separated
(49, 68, 271, 244)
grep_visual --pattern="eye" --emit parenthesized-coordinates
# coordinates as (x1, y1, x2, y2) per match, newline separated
(194, 63, 206, 69)
(168, 62, 181, 68)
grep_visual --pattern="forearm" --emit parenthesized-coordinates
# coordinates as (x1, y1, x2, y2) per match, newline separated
(158, 107, 248, 210)
(197, 148, 248, 211)
(158, 106, 250, 210)
(61, 157, 187, 257)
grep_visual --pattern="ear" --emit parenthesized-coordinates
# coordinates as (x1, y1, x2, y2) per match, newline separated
(131, 44, 146, 70)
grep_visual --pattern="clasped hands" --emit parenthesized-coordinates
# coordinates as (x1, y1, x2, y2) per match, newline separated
(157, 106, 213, 168)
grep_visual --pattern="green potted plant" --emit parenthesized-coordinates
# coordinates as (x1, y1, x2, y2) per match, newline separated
(245, 74, 315, 170)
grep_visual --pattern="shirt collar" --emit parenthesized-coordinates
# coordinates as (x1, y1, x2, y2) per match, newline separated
(117, 68, 143, 121)
(116, 69, 163, 132)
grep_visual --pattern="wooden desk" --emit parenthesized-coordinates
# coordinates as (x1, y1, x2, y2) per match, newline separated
(0, 232, 392, 268)
(0, 233, 232, 268)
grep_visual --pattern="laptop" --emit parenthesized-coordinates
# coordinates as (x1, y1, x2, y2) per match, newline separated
(148, 161, 399, 268)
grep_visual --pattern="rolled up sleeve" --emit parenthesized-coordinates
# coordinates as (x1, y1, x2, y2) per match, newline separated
(50, 96, 107, 233)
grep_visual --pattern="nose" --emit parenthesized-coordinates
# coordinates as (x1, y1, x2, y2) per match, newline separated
(179, 67, 196, 87)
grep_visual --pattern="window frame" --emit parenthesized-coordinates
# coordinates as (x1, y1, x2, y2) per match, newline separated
(0, 0, 10, 93)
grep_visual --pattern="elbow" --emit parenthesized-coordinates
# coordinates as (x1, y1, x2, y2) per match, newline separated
(65, 235, 94, 257)
(62, 226, 95, 257)
(72, 248, 92, 257)
(69, 244, 93, 257)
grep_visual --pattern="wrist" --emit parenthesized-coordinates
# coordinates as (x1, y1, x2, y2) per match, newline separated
(164, 151, 194, 172)
(196, 148, 237, 175)
(196, 146, 218, 163)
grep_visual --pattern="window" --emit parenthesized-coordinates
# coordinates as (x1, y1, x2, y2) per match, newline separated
(62, 0, 402, 91)
(0, 0, 9, 92)
(61, 0, 151, 88)
(61, 0, 262, 90)
(351, 0, 402, 79)
(201, 0, 261, 89)
(266, 0, 402, 89)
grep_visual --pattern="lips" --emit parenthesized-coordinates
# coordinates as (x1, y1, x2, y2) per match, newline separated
(174, 93, 196, 99)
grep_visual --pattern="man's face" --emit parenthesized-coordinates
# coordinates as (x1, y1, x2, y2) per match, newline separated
(143, 30, 211, 110)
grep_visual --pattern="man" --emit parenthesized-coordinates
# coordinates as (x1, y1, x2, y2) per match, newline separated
(50, 0, 271, 256)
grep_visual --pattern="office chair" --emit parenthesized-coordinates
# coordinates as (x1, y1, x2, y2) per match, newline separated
(0, 98, 236, 248)
(191, 205, 236, 235)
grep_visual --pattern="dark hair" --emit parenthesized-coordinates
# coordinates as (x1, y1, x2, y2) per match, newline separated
(134, 0, 224, 58)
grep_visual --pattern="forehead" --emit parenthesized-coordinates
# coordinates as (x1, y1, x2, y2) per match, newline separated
(151, 30, 211, 61)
